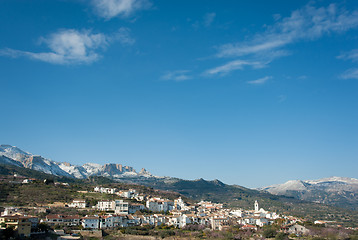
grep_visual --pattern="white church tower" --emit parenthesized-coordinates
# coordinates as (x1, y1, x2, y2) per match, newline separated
(254, 200, 259, 212)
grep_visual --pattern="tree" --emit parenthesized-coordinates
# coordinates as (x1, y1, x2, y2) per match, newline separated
(2, 226, 15, 239)
(263, 228, 277, 238)
(38, 223, 50, 232)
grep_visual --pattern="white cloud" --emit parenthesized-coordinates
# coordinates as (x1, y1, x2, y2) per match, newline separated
(161, 70, 192, 81)
(218, 39, 288, 58)
(203, 3, 358, 77)
(337, 49, 358, 62)
(247, 76, 272, 85)
(337, 49, 358, 79)
(204, 12, 216, 27)
(340, 68, 358, 80)
(191, 12, 216, 30)
(110, 27, 135, 45)
(0, 28, 133, 65)
(92, 0, 151, 19)
(204, 60, 265, 76)
(217, 3, 358, 58)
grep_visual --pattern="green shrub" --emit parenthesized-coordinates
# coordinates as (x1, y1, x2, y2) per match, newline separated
(263, 228, 277, 238)
(275, 232, 288, 240)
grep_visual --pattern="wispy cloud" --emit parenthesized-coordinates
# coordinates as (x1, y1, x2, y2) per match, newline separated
(217, 3, 358, 58)
(202, 3, 358, 77)
(340, 68, 358, 80)
(111, 27, 135, 45)
(191, 12, 216, 29)
(218, 39, 288, 58)
(337, 49, 358, 62)
(0, 28, 133, 65)
(204, 60, 265, 76)
(247, 76, 272, 85)
(91, 0, 151, 19)
(161, 70, 192, 81)
(337, 49, 358, 79)
(204, 12, 216, 27)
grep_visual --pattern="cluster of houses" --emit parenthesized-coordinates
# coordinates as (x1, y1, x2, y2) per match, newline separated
(0, 208, 39, 238)
(0, 198, 311, 237)
(0, 185, 341, 237)
(93, 187, 145, 201)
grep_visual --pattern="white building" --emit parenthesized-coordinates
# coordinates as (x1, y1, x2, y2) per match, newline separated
(135, 194, 146, 201)
(174, 197, 187, 210)
(94, 187, 117, 194)
(288, 224, 310, 235)
(96, 200, 114, 211)
(129, 203, 145, 214)
(211, 217, 228, 230)
(197, 201, 223, 210)
(94, 199, 129, 214)
(146, 198, 174, 212)
(230, 209, 243, 217)
(68, 199, 86, 208)
(266, 212, 280, 220)
(1, 207, 20, 216)
(22, 179, 34, 184)
(256, 218, 269, 227)
(45, 214, 81, 227)
(82, 216, 99, 229)
(178, 215, 192, 228)
(114, 200, 129, 215)
(99, 215, 126, 229)
(118, 189, 137, 198)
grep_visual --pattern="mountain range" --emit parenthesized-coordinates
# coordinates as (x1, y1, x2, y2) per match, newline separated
(260, 177, 358, 210)
(0, 144, 154, 180)
(1, 144, 358, 211)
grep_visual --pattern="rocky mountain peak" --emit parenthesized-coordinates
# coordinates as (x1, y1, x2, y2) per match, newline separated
(0, 144, 155, 180)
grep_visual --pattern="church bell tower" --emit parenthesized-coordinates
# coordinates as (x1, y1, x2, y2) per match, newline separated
(254, 200, 259, 212)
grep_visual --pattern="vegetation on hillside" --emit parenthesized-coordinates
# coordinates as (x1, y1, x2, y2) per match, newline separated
(141, 178, 358, 227)
(1, 163, 358, 227)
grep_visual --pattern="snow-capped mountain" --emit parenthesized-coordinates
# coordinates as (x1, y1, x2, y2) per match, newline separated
(260, 177, 358, 210)
(0, 155, 23, 167)
(0, 144, 155, 180)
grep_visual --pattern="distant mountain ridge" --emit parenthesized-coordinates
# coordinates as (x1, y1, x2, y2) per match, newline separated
(2, 144, 358, 212)
(0, 144, 155, 180)
(260, 177, 358, 210)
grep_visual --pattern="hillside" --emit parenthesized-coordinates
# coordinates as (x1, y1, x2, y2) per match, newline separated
(1, 163, 358, 227)
(0, 164, 187, 210)
(0, 163, 78, 183)
(2, 145, 358, 227)
(260, 177, 358, 210)
(134, 177, 358, 227)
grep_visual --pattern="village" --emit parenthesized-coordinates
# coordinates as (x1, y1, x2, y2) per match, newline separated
(0, 184, 345, 239)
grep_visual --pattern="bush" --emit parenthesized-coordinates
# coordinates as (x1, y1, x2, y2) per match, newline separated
(2, 227, 15, 239)
(263, 228, 277, 238)
(37, 223, 50, 232)
(275, 232, 288, 240)
(159, 230, 175, 239)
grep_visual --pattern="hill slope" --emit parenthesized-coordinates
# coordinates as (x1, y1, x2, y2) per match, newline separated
(260, 177, 358, 210)
(1, 163, 358, 227)
(119, 176, 358, 227)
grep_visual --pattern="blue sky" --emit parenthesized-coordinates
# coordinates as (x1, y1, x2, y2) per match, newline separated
(0, 0, 357, 188)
